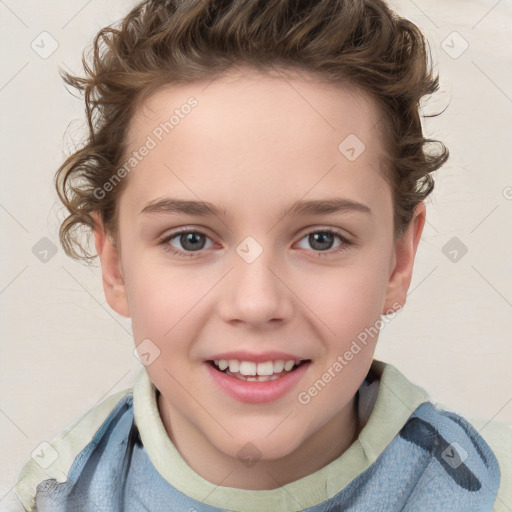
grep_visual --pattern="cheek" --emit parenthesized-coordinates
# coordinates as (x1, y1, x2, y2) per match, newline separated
(304, 255, 390, 337)
(124, 259, 220, 370)
(296, 261, 389, 422)
(123, 261, 193, 343)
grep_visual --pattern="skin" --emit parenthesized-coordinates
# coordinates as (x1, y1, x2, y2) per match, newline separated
(93, 68, 425, 490)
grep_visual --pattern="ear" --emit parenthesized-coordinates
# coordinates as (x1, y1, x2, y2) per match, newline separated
(92, 212, 130, 318)
(382, 201, 426, 314)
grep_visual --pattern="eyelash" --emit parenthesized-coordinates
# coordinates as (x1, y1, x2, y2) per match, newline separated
(158, 228, 353, 259)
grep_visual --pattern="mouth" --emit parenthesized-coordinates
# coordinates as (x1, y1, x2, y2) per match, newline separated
(205, 358, 312, 403)
(207, 359, 311, 382)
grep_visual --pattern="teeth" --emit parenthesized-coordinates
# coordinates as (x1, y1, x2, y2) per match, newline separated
(212, 359, 301, 376)
(284, 360, 295, 371)
(239, 361, 257, 376)
(273, 360, 285, 373)
(228, 360, 239, 373)
(243, 375, 281, 382)
(256, 361, 274, 376)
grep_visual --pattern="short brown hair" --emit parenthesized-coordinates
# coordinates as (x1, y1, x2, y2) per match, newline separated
(56, 0, 449, 261)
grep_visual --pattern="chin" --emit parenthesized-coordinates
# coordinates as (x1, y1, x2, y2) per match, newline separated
(219, 429, 305, 463)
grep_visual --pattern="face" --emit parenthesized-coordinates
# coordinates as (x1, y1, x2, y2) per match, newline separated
(94, 68, 425, 486)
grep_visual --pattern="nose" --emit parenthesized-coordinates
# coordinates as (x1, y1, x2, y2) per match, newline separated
(217, 245, 294, 327)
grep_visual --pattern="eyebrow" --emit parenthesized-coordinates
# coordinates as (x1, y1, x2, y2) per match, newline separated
(139, 197, 372, 218)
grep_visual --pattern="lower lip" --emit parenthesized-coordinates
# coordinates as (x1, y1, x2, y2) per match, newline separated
(205, 361, 311, 404)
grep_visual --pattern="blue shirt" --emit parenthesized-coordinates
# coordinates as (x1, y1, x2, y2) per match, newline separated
(16, 360, 510, 511)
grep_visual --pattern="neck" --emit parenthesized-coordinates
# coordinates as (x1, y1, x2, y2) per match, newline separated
(157, 390, 361, 490)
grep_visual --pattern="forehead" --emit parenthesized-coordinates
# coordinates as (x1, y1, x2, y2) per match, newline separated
(120, 68, 391, 221)
(128, 68, 386, 154)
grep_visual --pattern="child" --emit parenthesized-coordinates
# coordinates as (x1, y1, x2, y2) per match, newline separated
(15, 0, 511, 510)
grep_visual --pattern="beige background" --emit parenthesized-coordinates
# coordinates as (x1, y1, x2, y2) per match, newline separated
(1, 0, 511, 510)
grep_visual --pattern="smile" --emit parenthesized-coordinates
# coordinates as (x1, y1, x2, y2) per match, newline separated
(206, 359, 312, 403)
(210, 359, 308, 381)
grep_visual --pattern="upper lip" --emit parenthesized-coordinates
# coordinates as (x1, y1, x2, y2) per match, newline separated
(207, 351, 310, 364)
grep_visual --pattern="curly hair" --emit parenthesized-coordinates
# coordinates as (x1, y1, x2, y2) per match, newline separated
(56, 0, 449, 261)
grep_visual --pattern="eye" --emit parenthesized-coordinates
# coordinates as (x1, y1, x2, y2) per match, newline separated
(158, 227, 353, 259)
(296, 229, 352, 256)
(159, 229, 214, 258)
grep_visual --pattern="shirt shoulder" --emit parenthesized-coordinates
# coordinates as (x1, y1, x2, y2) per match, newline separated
(365, 363, 504, 510)
(464, 417, 512, 512)
(434, 401, 512, 512)
(15, 387, 133, 512)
